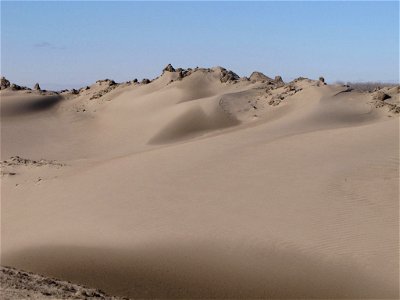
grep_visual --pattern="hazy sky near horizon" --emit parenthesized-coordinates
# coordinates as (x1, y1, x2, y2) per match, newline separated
(1, 1, 399, 90)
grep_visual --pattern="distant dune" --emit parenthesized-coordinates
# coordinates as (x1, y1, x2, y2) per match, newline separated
(1, 65, 399, 298)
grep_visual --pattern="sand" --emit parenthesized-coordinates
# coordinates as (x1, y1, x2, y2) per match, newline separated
(1, 67, 399, 298)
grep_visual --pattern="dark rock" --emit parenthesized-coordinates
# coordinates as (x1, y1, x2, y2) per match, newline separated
(11, 83, 22, 90)
(132, 78, 138, 83)
(96, 79, 115, 86)
(318, 76, 327, 86)
(163, 64, 176, 73)
(34, 83, 41, 90)
(141, 78, 151, 84)
(294, 77, 307, 82)
(79, 86, 90, 93)
(220, 68, 240, 83)
(1, 76, 11, 89)
(274, 76, 284, 83)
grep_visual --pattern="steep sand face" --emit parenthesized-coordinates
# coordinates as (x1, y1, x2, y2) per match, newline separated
(1, 68, 399, 298)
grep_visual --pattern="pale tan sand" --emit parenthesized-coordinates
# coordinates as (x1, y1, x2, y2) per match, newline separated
(1, 67, 399, 298)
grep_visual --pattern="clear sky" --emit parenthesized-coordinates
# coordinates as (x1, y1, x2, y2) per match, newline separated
(1, 1, 399, 90)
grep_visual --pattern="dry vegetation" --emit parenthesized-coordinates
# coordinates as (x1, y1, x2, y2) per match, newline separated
(335, 81, 398, 92)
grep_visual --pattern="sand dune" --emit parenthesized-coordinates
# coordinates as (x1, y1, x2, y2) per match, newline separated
(1, 66, 399, 298)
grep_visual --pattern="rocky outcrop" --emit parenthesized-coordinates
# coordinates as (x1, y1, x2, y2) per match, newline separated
(10, 84, 22, 91)
(176, 68, 192, 80)
(0, 266, 125, 300)
(9, 83, 31, 91)
(34, 83, 41, 90)
(79, 86, 90, 93)
(1, 156, 64, 167)
(373, 91, 391, 101)
(90, 85, 116, 100)
(274, 76, 284, 83)
(274, 76, 285, 87)
(220, 68, 240, 83)
(163, 64, 176, 73)
(141, 78, 151, 84)
(249, 72, 272, 83)
(96, 79, 116, 86)
(371, 88, 399, 114)
(1, 76, 11, 89)
(318, 77, 326, 86)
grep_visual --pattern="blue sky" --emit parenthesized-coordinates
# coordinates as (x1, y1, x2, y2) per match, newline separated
(1, 1, 399, 90)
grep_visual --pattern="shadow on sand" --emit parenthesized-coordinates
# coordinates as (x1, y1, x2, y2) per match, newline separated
(1, 95, 63, 118)
(2, 240, 397, 299)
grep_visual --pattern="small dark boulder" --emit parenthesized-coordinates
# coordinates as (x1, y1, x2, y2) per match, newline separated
(141, 78, 151, 84)
(34, 83, 41, 90)
(318, 76, 327, 86)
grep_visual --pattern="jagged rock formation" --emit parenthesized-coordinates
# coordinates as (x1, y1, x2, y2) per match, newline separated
(274, 75, 285, 87)
(1, 76, 11, 89)
(34, 83, 41, 90)
(176, 68, 192, 80)
(10, 83, 22, 91)
(219, 67, 240, 83)
(163, 64, 176, 73)
(1, 77, 30, 91)
(249, 71, 272, 83)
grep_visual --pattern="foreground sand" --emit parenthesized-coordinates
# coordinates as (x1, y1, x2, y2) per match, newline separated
(1, 67, 399, 298)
